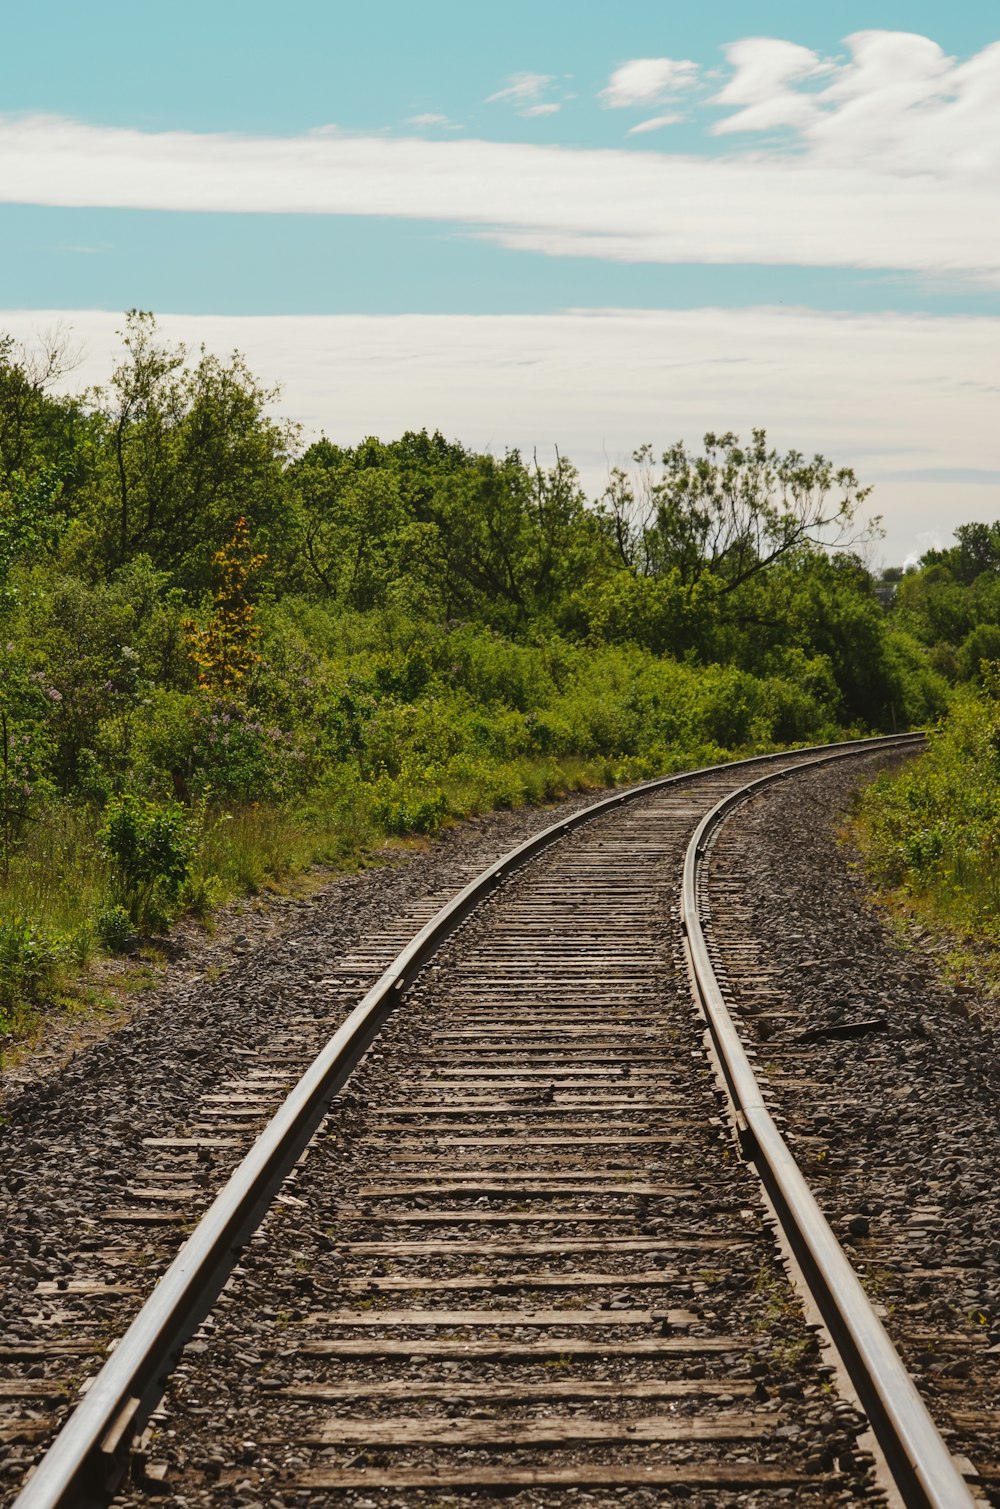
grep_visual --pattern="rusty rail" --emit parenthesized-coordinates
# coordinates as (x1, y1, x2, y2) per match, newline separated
(682, 748, 975, 1509)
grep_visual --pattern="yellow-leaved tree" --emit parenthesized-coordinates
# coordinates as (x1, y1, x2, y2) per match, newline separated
(184, 517, 266, 696)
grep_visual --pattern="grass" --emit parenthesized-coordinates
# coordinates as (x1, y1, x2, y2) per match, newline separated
(0, 731, 821, 1062)
(0, 751, 614, 1061)
(0, 800, 106, 940)
(852, 697, 1000, 1000)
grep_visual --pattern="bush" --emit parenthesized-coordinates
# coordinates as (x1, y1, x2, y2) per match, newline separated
(96, 904, 138, 954)
(372, 782, 448, 836)
(0, 915, 62, 1032)
(98, 793, 195, 926)
(857, 690, 1000, 928)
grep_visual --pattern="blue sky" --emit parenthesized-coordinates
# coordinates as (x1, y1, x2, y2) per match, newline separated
(2, 2, 1000, 561)
(4, 0, 1000, 315)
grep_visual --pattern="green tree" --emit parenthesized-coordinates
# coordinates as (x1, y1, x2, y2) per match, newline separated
(88, 311, 297, 588)
(598, 430, 877, 598)
(0, 330, 95, 590)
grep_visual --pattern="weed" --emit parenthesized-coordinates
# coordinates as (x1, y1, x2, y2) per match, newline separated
(99, 794, 194, 927)
(97, 906, 137, 954)
(0, 914, 63, 1040)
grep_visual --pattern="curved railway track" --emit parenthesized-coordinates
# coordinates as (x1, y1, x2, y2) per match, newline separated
(3, 734, 987, 1507)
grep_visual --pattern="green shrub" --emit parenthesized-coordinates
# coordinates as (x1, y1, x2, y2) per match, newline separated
(0, 915, 62, 1032)
(857, 690, 1000, 930)
(98, 793, 195, 926)
(372, 783, 448, 836)
(96, 904, 138, 954)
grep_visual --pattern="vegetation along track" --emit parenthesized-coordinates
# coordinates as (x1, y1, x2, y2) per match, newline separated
(5, 734, 984, 1508)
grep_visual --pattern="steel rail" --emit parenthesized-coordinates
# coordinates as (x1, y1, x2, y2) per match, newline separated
(682, 745, 975, 1509)
(14, 731, 925, 1509)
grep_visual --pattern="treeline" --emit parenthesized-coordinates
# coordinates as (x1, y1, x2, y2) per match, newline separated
(885, 524, 1000, 684)
(0, 311, 951, 1032)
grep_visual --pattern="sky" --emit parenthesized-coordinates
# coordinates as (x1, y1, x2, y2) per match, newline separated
(2, 1, 999, 564)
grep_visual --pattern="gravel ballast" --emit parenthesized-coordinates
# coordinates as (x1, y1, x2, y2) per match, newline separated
(704, 750, 1000, 1505)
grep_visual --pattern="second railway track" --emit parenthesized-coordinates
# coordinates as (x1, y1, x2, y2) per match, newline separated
(4, 734, 987, 1507)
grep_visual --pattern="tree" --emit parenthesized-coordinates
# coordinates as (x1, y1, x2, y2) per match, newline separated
(185, 517, 266, 696)
(288, 431, 610, 630)
(597, 430, 878, 598)
(289, 445, 410, 608)
(921, 521, 1000, 586)
(0, 329, 93, 589)
(0, 327, 83, 478)
(89, 311, 297, 587)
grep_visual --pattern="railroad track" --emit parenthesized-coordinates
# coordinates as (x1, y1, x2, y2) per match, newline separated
(3, 734, 985, 1507)
(702, 762, 1000, 1507)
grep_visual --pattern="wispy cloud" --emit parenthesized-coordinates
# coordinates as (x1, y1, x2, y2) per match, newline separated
(600, 57, 700, 109)
(487, 72, 561, 116)
(407, 112, 456, 128)
(627, 114, 682, 136)
(1, 33, 999, 281)
(904, 529, 945, 567)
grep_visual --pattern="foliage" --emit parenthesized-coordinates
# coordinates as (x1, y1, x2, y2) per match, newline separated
(98, 793, 195, 926)
(0, 311, 973, 1043)
(185, 516, 266, 695)
(0, 641, 60, 871)
(857, 687, 1000, 935)
(0, 914, 63, 1038)
(96, 904, 138, 954)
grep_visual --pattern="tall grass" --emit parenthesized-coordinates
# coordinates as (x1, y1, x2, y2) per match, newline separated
(0, 722, 847, 1056)
(856, 692, 1000, 939)
(0, 750, 621, 1053)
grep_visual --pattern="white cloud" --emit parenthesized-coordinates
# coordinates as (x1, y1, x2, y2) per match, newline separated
(904, 529, 945, 568)
(627, 114, 682, 136)
(486, 72, 558, 116)
(712, 29, 1000, 178)
(407, 112, 453, 128)
(2, 32, 1000, 281)
(487, 72, 552, 104)
(4, 305, 996, 565)
(712, 38, 832, 134)
(1, 109, 999, 281)
(601, 57, 699, 108)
